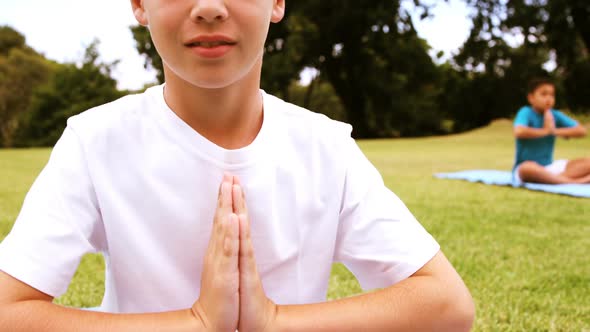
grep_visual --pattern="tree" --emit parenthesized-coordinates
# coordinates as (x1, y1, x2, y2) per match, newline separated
(263, 1, 447, 137)
(15, 41, 124, 147)
(288, 80, 346, 122)
(131, 26, 164, 84)
(0, 26, 51, 148)
(454, 0, 590, 122)
(0, 26, 26, 55)
(261, 14, 315, 102)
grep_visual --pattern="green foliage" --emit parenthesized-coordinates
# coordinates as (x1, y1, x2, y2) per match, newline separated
(15, 41, 124, 147)
(261, 14, 318, 102)
(563, 59, 590, 111)
(288, 80, 346, 122)
(460, 0, 590, 67)
(130, 25, 164, 84)
(0, 26, 51, 148)
(265, 1, 446, 138)
(450, 0, 590, 131)
(0, 26, 26, 56)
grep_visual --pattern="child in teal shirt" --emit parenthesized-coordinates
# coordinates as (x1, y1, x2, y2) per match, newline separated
(513, 78, 589, 184)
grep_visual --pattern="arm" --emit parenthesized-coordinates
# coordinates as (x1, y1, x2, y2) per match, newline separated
(273, 251, 474, 332)
(232, 177, 473, 332)
(514, 109, 555, 139)
(263, 133, 473, 331)
(553, 110, 586, 138)
(554, 125, 587, 138)
(0, 271, 202, 332)
(513, 125, 552, 139)
(0, 174, 240, 332)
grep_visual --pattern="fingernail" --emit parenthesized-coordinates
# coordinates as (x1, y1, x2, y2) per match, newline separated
(223, 172, 232, 181)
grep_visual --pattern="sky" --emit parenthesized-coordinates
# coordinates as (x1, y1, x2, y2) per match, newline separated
(0, 0, 472, 91)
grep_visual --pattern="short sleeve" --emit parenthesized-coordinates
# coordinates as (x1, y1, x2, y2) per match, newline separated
(553, 111, 578, 128)
(0, 126, 105, 297)
(333, 136, 440, 291)
(514, 107, 530, 127)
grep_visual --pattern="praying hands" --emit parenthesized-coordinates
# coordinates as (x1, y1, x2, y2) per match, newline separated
(192, 173, 276, 332)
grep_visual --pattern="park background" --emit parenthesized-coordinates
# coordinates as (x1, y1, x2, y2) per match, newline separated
(1, 0, 589, 331)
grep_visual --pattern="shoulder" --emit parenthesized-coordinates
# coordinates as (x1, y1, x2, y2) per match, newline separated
(264, 92, 353, 145)
(65, 86, 159, 144)
(551, 109, 578, 126)
(516, 106, 533, 116)
(551, 109, 568, 117)
(263, 92, 356, 173)
(514, 106, 534, 125)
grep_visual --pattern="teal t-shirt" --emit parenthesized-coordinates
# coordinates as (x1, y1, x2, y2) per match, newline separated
(513, 106, 578, 168)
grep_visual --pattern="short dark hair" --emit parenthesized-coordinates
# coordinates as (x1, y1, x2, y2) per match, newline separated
(527, 78, 554, 94)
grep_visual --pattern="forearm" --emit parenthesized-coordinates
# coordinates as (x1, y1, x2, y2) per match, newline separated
(514, 126, 551, 139)
(554, 126, 587, 138)
(275, 275, 474, 332)
(0, 301, 203, 332)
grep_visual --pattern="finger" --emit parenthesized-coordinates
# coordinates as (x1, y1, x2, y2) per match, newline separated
(222, 213, 240, 262)
(232, 184, 248, 215)
(217, 172, 233, 198)
(235, 176, 246, 204)
(213, 174, 233, 251)
(232, 176, 246, 211)
(213, 181, 232, 245)
(239, 214, 257, 275)
(219, 177, 233, 214)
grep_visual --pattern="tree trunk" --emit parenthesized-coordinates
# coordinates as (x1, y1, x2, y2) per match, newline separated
(323, 55, 375, 139)
(571, 1, 590, 54)
(0, 119, 16, 148)
(303, 75, 318, 109)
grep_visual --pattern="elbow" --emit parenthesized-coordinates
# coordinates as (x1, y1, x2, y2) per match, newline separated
(442, 286, 476, 332)
(454, 295, 476, 332)
(513, 127, 526, 139)
(513, 129, 521, 139)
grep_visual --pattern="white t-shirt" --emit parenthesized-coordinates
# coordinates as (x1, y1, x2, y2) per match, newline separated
(0, 85, 439, 313)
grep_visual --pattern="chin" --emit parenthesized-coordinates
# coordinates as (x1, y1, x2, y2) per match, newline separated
(184, 66, 251, 90)
(190, 77, 239, 90)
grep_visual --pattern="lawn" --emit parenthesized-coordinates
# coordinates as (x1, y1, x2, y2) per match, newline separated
(1, 119, 589, 331)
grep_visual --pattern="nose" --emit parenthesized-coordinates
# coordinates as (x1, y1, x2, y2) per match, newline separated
(190, 0, 229, 23)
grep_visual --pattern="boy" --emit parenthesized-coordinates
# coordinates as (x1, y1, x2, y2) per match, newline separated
(0, 0, 474, 331)
(514, 78, 590, 184)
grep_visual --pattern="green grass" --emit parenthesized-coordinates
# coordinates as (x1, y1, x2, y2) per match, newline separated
(1, 119, 589, 331)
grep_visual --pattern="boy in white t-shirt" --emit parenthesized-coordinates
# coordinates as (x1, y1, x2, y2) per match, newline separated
(0, 0, 474, 331)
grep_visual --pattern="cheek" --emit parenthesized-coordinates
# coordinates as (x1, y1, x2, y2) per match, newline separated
(236, 5, 272, 40)
(148, 7, 184, 42)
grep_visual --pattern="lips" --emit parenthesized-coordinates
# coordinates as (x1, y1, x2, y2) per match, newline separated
(185, 35, 237, 48)
(185, 35, 237, 58)
(188, 41, 234, 48)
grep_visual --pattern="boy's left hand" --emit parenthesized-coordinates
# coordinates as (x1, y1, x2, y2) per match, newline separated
(231, 177, 278, 332)
(544, 109, 556, 135)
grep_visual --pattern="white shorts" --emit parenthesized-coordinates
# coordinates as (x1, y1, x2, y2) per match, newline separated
(513, 159, 568, 184)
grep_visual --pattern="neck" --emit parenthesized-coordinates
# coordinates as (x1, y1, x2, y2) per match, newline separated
(163, 61, 264, 150)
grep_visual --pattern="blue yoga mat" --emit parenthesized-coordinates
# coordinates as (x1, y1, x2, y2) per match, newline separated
(435, 170, 590, 198)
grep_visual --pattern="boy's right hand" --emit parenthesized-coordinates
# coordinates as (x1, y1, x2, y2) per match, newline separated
(192, 173, 240, 332)
(544, 109, 555, 135)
